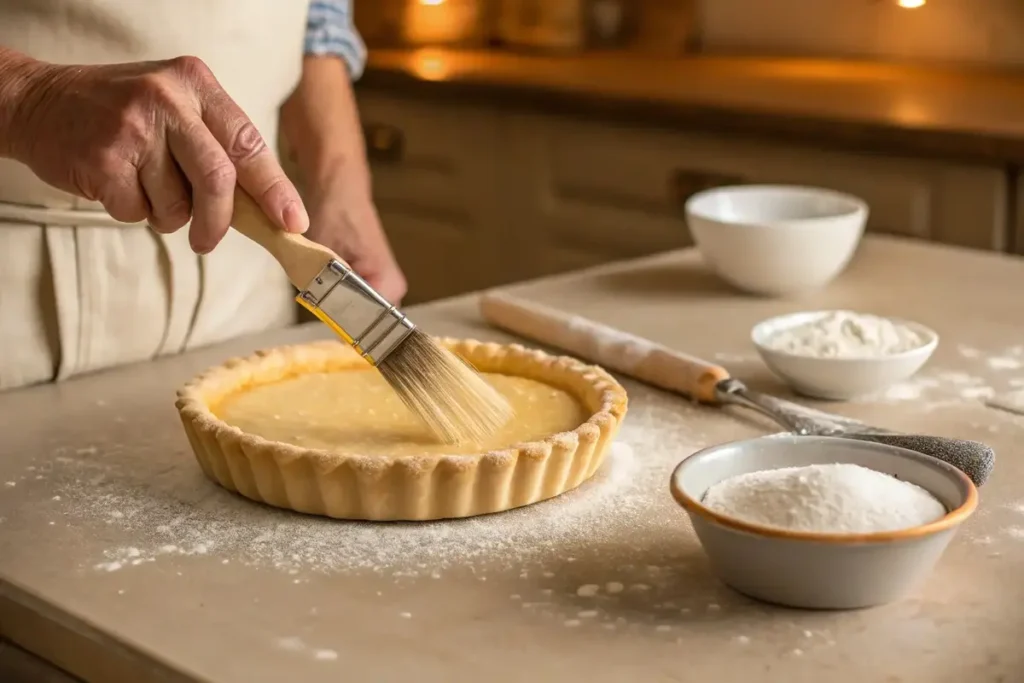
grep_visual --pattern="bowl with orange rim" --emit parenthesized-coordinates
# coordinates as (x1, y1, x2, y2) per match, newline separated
(669, 434, 978, 610)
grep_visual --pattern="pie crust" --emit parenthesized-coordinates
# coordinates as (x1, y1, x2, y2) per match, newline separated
(175, 338, 628, 521)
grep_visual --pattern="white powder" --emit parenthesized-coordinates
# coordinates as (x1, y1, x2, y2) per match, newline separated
(986, 389, 1024, 416)
(702, 463, 946, 533)
(43, 383, 708, 579)
(566, 316, 655, 371)
(764, 311, 926, 359)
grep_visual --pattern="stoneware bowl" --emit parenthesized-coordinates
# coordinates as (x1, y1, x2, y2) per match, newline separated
(685, 185, 867, 296)
(669, 435, 977, 610)
(751, 310, 940, 400)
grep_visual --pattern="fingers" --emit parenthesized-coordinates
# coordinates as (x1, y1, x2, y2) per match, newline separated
(98, 169, 150, 224)
(139, 149, 192, 233)
(166, 116, 236, 253)
(371, 269, 408, 305)
(200, 87, 308, 235)
(347, 254, 408, 304)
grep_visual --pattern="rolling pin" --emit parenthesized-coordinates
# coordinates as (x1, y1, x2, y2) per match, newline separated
(478, 291, 995, 486)
(479, 291, 728, 403)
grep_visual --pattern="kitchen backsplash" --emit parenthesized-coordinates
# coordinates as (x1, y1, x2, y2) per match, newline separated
(354, 0, 1024, 67)
(700, 0, 1024, 66)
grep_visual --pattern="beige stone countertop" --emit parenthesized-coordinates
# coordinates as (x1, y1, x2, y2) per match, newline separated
(362, 48, 1024, 165)
(1, 235, 1023, 682)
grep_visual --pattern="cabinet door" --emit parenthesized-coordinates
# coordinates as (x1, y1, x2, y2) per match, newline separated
(1016, 173, 1024, 256)
(504, 114, 1009, 280)
(355, 91, 509, 303)
(499, 114, 700, 281)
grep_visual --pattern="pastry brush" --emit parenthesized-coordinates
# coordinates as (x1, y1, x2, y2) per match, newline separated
(230, 189, 513, 443)
(478, 291, 994, 486)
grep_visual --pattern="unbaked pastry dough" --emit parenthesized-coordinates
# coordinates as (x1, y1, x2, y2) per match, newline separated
(176, 338, 628, 521)
(216, 371, 589, 456)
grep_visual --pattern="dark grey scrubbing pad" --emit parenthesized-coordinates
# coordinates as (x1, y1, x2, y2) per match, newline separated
(844, 433, 994, 487)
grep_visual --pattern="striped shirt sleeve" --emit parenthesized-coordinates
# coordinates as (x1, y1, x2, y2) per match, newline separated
(304, 0, 368, 80)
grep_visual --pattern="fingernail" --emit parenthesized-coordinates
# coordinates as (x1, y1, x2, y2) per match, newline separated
(282, 202, 309, 233)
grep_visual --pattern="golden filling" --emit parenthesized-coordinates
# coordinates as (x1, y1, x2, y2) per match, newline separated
(214, 370, 589, 455)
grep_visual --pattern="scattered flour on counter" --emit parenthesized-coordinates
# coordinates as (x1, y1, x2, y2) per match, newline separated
(986, 389, 1024, 417)
(702, 464, 946, 534)
(49, 387, 707, 578)
(764, 311, 927, 359)
(275, 636, 337, 663)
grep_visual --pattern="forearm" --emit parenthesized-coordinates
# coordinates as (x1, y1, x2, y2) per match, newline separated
(280, 55, 371, 198)
(0, 47, 46, 159)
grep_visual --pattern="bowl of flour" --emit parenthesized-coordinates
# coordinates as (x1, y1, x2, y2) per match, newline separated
(669, 434, 977, 610)
(751, 309, 939, 400)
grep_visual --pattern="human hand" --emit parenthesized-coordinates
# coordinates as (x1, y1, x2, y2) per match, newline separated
(304, 178, 407, 304)
(7, 55, 307, 253)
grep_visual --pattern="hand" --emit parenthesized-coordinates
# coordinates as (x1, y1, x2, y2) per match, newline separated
(304, 179, 407, 304)
(7, 55, 308, 253)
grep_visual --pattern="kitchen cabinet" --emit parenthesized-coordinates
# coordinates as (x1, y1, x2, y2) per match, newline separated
(355, 89, 1011, 302)
(356, 93, 512, 304)
(505, 114, 1008, 272)
(1015, 173, 1024, 256)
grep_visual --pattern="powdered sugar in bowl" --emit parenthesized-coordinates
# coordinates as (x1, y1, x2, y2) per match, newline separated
(669, 435, 977, 610)
(751, 310, 939, 400)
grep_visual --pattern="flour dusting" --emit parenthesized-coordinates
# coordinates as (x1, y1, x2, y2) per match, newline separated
(866, 343, 1024, 408)
(35, 385, 706, 579)
(566, 316, 656, 372)
(275, 636, 338, 663)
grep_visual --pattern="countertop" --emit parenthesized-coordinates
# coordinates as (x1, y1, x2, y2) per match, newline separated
(2, 235, 1024, 683)
(362, 48, 1024, 165)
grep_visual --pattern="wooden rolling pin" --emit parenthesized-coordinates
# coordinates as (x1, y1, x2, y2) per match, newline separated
(478, 291, 997, 487)
(479, 291, 729, 403)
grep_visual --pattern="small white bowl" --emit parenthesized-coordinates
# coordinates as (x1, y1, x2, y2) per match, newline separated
(670, 435, 977, 610)
(685, 185, 867, 296)
(751, 311, 939, 400)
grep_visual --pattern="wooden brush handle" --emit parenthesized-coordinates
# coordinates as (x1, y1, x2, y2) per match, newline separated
(479, 292, 731, 404)
(231, 188, 341, 289)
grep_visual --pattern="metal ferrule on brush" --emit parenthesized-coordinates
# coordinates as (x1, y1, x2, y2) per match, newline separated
(298, 259, 414, 366)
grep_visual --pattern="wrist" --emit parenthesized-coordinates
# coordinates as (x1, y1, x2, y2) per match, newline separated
(306, 155, 373, 203)
(0, 49, 52, 159)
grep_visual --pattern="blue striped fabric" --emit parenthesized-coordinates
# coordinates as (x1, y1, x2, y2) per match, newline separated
(304, 0, 368, 80)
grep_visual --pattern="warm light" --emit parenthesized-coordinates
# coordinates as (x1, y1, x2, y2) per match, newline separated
(410, 48, 452, 81)
(897, 0, 926, 8)
(419, 0, 446, 5)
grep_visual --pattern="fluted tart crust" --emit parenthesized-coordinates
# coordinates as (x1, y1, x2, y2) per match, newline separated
(175, 338, 628, 521)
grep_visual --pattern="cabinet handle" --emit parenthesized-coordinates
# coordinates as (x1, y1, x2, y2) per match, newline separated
(669, 169, 746, 207)
(363, 123, 405, 163)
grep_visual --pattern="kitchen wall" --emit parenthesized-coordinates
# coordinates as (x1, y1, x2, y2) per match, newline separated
(355, 0, 1024, 67)
(699, 0, 1024, 67)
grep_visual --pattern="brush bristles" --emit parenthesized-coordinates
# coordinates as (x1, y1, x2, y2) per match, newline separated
(378, 331, 515, 444)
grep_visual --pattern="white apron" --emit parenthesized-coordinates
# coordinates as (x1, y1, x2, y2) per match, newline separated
(0, 0, 309, 390)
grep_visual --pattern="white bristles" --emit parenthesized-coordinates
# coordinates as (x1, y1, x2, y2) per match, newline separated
(378, 331, 514, 444)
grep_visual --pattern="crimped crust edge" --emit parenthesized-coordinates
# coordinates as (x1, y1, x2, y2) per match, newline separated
(174, 337, 628, 521)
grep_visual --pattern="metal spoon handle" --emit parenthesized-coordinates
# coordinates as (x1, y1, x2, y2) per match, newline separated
(714, 379, 993, 486)
(714, 378, 838, 435)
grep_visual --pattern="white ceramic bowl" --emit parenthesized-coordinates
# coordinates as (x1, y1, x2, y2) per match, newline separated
(751, 311, 939, 400)
(685, 185, 867, 296)
(670, 435, 977, 610)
